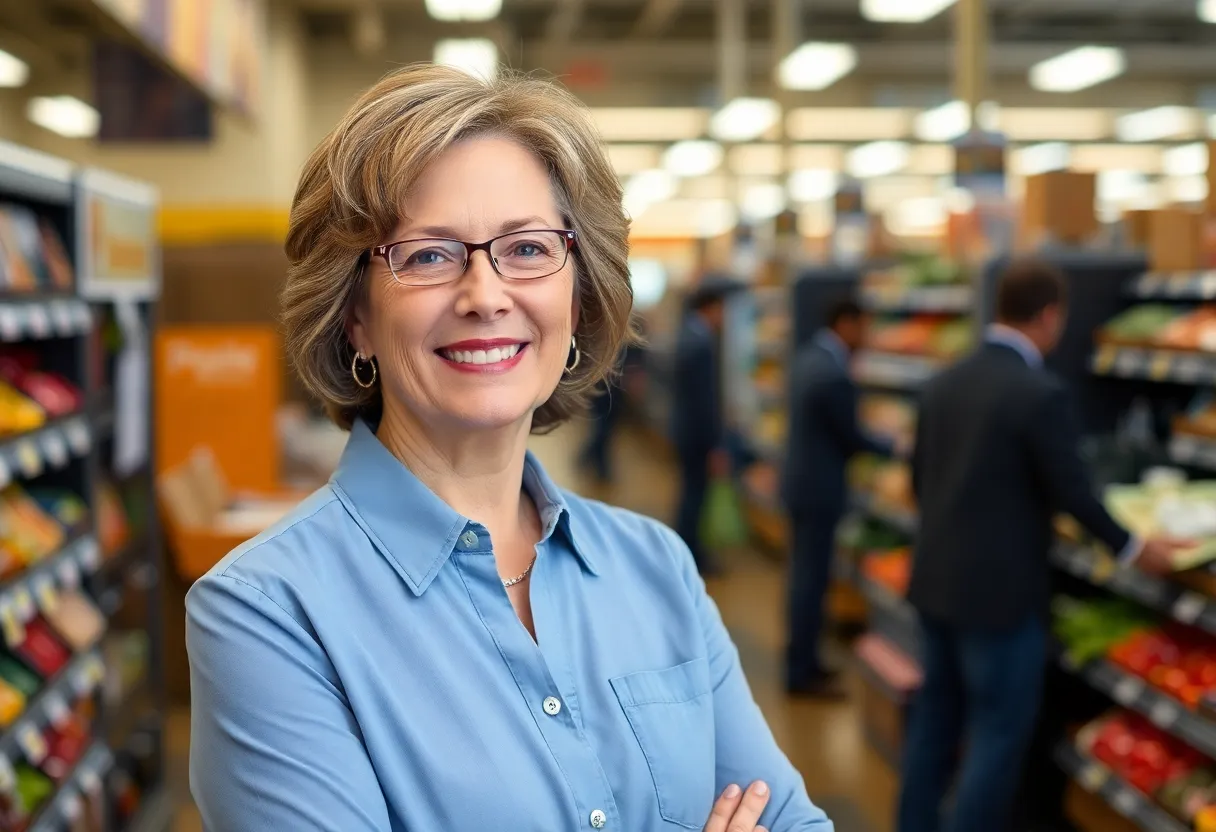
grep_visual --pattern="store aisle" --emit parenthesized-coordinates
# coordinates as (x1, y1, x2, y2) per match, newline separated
(169, 419, 897, 832)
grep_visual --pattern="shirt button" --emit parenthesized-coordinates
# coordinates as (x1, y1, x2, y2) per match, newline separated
(589, 809, 606, 829)
(459, 530, 478, 548)
(542, 696, 562, 716)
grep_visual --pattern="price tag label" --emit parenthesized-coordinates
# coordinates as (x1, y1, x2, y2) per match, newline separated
(1114, 350, 1142, 378)
(0, 457, 12, 490)
(64, 420, 89, 455)
(51, 302, 74, 335)
(15, 440, 41, 479)
(1113, 676, 1144, 706)
(78, 538, 100, 571)
(1174, 355, 1205, 384)
(43, 692, 69, 729)
(1202, 272, 1216, 299)
(86, 655, 105, 687)
(0, 756, 15, 793)
(0, 602, 24, 649)
(1150, 699, 1179, 728)
(13, 588, 33, 624)
(32, 576, 56, 615)
(1149, 352, 1173, 381)
(1112, 788, 1139, 817)
(1167, 277, 1189, 298)
(57, 556, 80, 590)
(25, 306, 49, 339)
(61, 788, 82, 821)
(1094, 344, 1118, 374)
(1091, 556, 1116, 585)
(1080, 764, 1108, 792)
(1174, 592, 1206, 625)
(40, 431, 67, 469)
(80, 768, 101, 796)
(18, 724, 46, 765)
(0, 308, 21, 343)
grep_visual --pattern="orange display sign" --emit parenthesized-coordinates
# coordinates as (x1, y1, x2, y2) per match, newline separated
(155, 325, 281, 493)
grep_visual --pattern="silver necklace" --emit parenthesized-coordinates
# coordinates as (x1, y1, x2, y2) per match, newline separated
(501, 555, 537, 588)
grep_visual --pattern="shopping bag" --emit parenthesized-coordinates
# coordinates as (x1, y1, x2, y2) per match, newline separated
(699, 477, 749, 549)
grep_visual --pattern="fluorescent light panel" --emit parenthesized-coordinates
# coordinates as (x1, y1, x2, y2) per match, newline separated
(1201, 0, 1216, 24)
(914, 100, 971, 143)
(788, 169, 838, 202)
(741, 181, 786, 220)
(591, 108, 708, 142)
(786, 108, 913, 142)
(26, 96, 99, 139)
(0, 49, 29, 88)
(1029, 46, 1125, 93)
(1115, 106, 1200, 143)
(433, 39, 498, 81)
(861, 0, 956, 22)
(710, 98, 780, 142)
(623, 169, 678, 217)
(777, 42, 857, 91)
(1164, 143, 1209, 177)
(848, 141, 911, 178)
(1016, 142, 1072, 176)
(425, 0, 500, 21)
(662, 140, 723, 177)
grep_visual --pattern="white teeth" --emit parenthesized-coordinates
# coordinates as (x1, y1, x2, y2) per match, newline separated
(442, 344, 521, 365)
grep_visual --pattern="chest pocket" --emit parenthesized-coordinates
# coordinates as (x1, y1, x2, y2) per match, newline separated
(610, 657, 715, 829)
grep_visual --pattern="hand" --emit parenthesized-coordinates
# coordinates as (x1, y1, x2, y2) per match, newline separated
(709, 449, 731, 479)
(703, 781, 771, 832)
(1135, 536, 1198, 575)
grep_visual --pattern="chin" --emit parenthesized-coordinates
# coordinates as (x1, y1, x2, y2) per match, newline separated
(436, 400, 536, 433)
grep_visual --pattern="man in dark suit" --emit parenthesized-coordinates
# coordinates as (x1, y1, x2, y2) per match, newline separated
(897, 260, 1188, 832)
(670, 277, 742, 575)
(782, 298, 896, 697)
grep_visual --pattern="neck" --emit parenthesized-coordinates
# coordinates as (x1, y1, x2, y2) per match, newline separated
(991, 321, 1044, 355)
(375, 403, 536, 545)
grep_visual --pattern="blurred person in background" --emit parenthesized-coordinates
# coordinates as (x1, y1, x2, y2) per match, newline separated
(671, 276, 744, 576)
(186, 64, 831, 832)
(898, 259, 1192, 832)
(578, 329, 645, 483)
(781, 298, 896, 698)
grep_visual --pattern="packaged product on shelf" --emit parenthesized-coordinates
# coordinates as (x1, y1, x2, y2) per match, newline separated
(0, 381, 45, 437)
(27, 490, 89, 536)
(0, 677, 24, 727)
(861, 548, 911, 596)
(0, 485, 67, 567)
(1051, 595, 1156, 667)
(0, 206, 41, 291)
(1157, 306, 1216, 353)
(0, 352, 84, 418)
(43, 590, 106, 652)
(1105, 480, 1216, 569)
(14, 763, 55, 821)
(41, 706, 90, 783)
(96, 482, 130, 557)
(1100, 304, 1185, 346)
(36, 219, 74, 292)
(1078, 709, 1205, 799)
(0, 651, 43, 696)
(1108, 627, 1216, 707)
(11, 615, 72, 679)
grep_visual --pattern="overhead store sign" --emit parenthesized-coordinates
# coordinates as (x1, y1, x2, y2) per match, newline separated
(89, 0, 264, 116)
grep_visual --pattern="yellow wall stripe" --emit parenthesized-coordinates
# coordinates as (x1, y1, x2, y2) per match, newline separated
(158, 206, 291, 246)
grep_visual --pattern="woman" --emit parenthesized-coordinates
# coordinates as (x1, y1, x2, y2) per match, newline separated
(186, 64, 832, 832)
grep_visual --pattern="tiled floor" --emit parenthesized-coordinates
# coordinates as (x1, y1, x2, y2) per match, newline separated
(167, 420, 896, 831)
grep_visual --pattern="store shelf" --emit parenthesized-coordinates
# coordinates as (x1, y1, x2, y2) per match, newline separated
(756, 339, 786, 360)
(122, 786, 174, 832)
(1063, 656, 1216, 761)
(0, 415, 93, 487)
(27, 741, 113, 832)
(756, 389, 783, 411)
(1054, 742, 1188, 832)
(1169, 433, 1216, 472)
(0, 533, 101, 613)
(861, 284, 973, 314)
(1051, 542, 1216, 637)
(852, 491, 918, 536)
(1129, 271, 1216, 302)
(857, 575, 916, 624)
(854, 351, 940, 391)
(0, 646, 106, 768)
(0, 298, 93, 342)
(1091, 344, 1216, 385)
(0, 141, 73, 206)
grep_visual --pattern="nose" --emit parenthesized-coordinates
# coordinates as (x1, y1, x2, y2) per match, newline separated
(453, 249, 513, 320)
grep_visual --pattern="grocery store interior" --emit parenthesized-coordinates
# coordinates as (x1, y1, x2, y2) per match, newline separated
(9, 0, 1216, 830)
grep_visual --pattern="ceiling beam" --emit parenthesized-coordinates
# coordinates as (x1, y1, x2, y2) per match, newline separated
(545, 0, 584, 43)
(630, 0, 684, 38)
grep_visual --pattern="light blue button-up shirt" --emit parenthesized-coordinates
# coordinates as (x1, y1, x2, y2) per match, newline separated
(186, 420, 833, 832)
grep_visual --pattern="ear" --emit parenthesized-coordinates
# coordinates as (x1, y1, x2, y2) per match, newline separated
(346, 299, 374, 358)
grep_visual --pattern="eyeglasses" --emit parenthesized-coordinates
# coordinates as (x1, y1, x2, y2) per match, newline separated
(369, 229, 577, 286)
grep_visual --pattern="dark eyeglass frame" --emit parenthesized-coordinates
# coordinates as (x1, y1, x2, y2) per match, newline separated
(369, 229, 578, 284)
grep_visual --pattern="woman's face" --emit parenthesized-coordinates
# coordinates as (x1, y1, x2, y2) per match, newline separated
(350, 135, 578, 435)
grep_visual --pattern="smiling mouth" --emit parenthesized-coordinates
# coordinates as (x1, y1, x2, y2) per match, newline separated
(438, 344, 526, 365)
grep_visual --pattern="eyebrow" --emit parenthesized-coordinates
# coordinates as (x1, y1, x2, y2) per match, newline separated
(403, 216, 557, 240)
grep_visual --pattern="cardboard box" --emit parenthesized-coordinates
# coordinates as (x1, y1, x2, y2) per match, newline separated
(1023, 171, 1097, 245)
(1122, 209, 1153, 248)
(1149, 208, 1204, 272)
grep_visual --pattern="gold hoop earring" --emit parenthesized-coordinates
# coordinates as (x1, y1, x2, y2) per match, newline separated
(352, 353, 378, 389)
(564, 337, 581, 374)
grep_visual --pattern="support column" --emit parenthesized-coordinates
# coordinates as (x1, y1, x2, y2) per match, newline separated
(717, 0, 746, 105)
(953, 0, 988, 123)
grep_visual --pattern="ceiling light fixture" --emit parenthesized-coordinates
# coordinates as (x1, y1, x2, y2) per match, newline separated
(26, 96, 99, 138)
(777, 42, 857, 91)
(425, 0, 501, 22)
(623, 169, 678, 217)
(1016, 142, 1072, 176)
(1029, 46, 1125, 93)
(710, 98, 780, 143)
(1200, 0, 1216, 23)
(788, 169, 838, 202)
(433, 39, 498, 81)
(662, 140, 724, 177)
(860, 0, 957, 23)
(847, 141, 910, 178)
(1164, 143, 1209, 178)
(914, 100, 971, 142)
(1115, 106, 1199, 142)
(741, 182, 786, 220)
(0, 49, 29, 88)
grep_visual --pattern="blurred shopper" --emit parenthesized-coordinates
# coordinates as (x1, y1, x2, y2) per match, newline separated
(670, 276, 744, 576)
(898, 259, 1191, 832)
(578, 336, 644, 483)
(782, 298, 895, 697)
(186, 66, 830, 832)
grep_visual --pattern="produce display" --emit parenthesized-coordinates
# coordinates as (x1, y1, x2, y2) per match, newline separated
(849, 455, 915, 515)
(839, 516, 908, 554)
(1177, 392, 1216, 438)
(859, 395, 916, 450)
(1052, 595, 1157, 668)
(1109, 627, 1216, 709)
(1105, 479, 1216, 570)
(1100, 304, 1216, 352)
(862, 256, 967, 290)
(866, 315, 973, 360)
(0, 206, 74, 293)
(861, 548, 911, 597)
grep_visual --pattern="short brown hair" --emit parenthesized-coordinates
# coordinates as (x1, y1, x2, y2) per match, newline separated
(282, 64, 636, 432)
(996, 258, 1067, 324)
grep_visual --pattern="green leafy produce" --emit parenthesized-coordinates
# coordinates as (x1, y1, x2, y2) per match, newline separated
(1052, 595, 1157, 667)
(1103, 305, 1183, 342)
(932, 319, 975, 359)
(840, 516, 907, 552)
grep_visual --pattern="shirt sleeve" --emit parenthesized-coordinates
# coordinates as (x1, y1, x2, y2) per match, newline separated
(186, 572, 393, 832)
(670, 531, 835, 831)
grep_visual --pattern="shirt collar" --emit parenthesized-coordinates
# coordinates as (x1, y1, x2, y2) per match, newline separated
(814, 328, 849, 368)
(985, 323, 1043, 368)
(330, 420, 596, 596)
